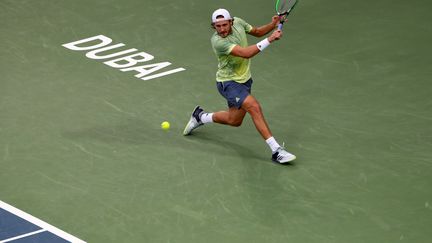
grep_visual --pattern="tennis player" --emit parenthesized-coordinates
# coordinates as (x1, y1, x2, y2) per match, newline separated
(183, 8, 296, 163)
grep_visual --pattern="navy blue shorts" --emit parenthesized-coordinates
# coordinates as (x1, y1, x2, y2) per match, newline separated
(216, 78, 253, 109)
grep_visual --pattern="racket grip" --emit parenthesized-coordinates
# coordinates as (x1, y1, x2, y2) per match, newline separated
(278, 23, 283, 30)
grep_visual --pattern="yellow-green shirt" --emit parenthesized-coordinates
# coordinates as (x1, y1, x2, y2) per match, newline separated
(211, 17, 253, 83)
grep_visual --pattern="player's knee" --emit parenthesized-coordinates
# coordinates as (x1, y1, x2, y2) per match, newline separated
(229, 119, 243, 127)
(226, 115, 243, 127)
(226, 116, 243, 127)
(246, 103, 262, 115)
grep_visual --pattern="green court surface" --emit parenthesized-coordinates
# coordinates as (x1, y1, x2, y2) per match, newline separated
(1, 0, 431, 242)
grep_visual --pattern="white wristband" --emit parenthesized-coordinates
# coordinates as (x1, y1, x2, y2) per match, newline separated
(256, 38, 271, 51)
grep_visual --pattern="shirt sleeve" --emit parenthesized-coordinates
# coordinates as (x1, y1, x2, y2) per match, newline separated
(213, 38, 236, 56)
(234, 17, 253, 33)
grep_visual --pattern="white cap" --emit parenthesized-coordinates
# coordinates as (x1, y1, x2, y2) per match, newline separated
(212, 8, 232, 23)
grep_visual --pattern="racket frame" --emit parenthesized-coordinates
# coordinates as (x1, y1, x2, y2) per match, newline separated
(276, 0, 298, 30)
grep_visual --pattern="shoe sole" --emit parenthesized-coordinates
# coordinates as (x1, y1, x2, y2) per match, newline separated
(183, 106, 200, 136)
(183, 118, 194, 136)
(273, 155, 296, 164)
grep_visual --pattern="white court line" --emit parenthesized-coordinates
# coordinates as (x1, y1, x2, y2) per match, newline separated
(1, 229, 46, 243)
(0, 200, 86, 243)
(141, 68, 186, 80)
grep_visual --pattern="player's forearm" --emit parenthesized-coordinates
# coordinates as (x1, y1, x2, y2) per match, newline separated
(230, 45, 260, 59)
(231, 32, 281, 58)
(254, 22, 277, 37)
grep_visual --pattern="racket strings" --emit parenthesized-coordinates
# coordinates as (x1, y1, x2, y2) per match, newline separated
(277, 0, 296, 15)
(277, 0, 288, 14)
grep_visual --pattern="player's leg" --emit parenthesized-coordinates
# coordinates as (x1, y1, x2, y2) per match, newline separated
(183, 79, 251, 135)
(210, 79, 251, 126)
(242, 95, 296, 163)
(212, 107, 246, 127)
(183, 105, 246, 135)
(241, 95, 272, 139)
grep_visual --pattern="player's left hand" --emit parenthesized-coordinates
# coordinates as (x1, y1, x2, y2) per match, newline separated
(272, 15, 279, 27)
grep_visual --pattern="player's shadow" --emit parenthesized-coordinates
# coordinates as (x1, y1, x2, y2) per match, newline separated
(187, 130, 295, 166)
(61, 118, 287, 163)
(185, 130, 265, 161)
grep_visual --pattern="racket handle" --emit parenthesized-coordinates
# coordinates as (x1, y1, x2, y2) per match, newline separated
(278, 23, 283, 30)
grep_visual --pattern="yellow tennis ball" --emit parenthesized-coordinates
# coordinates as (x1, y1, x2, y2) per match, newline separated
(161, 121, 170, 130)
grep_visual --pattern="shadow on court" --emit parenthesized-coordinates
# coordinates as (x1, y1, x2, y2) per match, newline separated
(61, 117, 298, 166)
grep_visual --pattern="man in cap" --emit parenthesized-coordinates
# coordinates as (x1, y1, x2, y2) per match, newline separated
(183, 8, 296, 164)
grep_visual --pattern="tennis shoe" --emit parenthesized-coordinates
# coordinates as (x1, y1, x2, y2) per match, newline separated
(272, 146, 296, 163)
(183, 106, 204, 135)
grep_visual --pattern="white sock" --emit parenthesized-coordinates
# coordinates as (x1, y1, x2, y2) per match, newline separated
(200, 113, 214, 124)
(266, 136, 281, 153)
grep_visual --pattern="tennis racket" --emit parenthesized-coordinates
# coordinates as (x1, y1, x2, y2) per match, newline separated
(275, 0, 298, 30)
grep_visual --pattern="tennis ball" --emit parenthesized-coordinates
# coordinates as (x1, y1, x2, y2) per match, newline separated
(161, 121, 170, 130)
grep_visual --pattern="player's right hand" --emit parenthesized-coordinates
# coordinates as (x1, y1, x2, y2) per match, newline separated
(268, 30, 282, 42)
